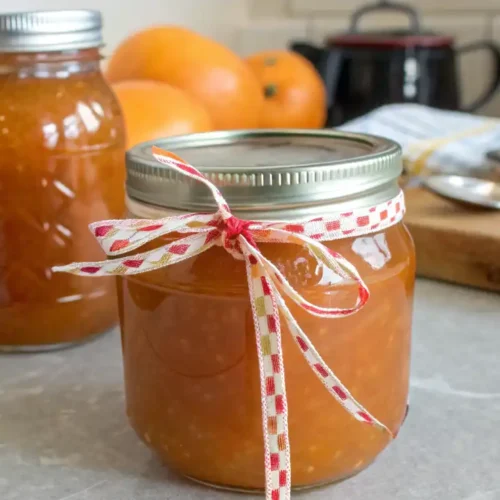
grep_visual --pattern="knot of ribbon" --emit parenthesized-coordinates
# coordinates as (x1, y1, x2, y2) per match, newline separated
(214, 214, 256, 260)
(54, 146, 406, 500)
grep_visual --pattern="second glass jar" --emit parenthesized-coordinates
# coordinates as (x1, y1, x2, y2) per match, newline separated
(0, 10, 126, 350)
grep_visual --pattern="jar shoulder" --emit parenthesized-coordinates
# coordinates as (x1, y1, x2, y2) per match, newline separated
(0, 71, 124, 151)
(127, 222, 416, 295)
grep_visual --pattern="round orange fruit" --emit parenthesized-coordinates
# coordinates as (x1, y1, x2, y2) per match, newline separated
(111, 80, 213, 148)
(106, 26, 263, 130)
(245, 50, 327, 129)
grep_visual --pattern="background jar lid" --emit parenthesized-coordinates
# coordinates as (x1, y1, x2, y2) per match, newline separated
(126, 129, 402, 219)
(0, 10, 102, 52)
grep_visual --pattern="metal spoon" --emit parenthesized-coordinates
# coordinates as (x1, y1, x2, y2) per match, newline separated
(423, 175, 500, 210)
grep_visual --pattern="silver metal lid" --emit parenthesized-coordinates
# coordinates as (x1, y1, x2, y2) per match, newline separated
(126, 129, 402, 218)
(0, 10, 102, 52)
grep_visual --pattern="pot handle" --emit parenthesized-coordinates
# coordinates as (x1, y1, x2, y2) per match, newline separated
(457, 41, 500, 112)
(349, 0, 421, 33)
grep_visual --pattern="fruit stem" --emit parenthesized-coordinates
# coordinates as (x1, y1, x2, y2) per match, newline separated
(264, 84, 278, 98)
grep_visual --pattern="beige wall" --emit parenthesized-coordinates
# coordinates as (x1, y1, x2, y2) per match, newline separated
(244, 0, 500, 117)
(0, 0, 248, 53)
(2, 0, 499, 116)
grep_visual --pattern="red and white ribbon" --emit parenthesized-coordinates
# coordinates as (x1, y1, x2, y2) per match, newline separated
(54, 146, 406, 500)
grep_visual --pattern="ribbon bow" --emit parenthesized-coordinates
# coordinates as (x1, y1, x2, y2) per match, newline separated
(54, 146, 406, 500)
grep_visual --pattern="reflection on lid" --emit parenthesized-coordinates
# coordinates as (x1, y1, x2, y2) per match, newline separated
(167, 135, 373, 170)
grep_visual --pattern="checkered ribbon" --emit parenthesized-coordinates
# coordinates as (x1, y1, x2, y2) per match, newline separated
(53, 146, 406, 500)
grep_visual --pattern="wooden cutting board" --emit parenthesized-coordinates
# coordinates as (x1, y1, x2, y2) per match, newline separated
(404, 187, 500, 292)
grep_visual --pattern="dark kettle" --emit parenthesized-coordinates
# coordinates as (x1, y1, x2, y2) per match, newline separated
(291, 0, 500, 126)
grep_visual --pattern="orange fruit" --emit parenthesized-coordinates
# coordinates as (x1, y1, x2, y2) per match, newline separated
(111, 80, 213, 148)
(107, 26, 263, 130)
(245, 50, 327, 129)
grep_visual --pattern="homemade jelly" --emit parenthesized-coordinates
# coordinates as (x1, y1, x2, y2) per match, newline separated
(0, 11, 125, 350)
(116, 131, 415, 490)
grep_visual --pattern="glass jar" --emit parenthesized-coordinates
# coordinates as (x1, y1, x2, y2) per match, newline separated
(0, 11, 126, 350)
(119, 131, 415, 490)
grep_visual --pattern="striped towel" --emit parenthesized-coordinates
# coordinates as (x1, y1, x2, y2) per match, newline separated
(338, 104, 500, 179)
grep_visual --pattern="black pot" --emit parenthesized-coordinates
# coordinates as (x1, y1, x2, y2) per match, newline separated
(291, 0, 500, 126)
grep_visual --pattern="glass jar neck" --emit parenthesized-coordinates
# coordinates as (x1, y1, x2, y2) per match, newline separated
(0, 48, 102, 78)
(126, 179, 402, 221)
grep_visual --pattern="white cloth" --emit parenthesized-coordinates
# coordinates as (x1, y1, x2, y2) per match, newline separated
(338, 104, 500, 176)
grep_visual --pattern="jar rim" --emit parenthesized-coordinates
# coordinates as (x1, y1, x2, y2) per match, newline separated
(0, 10, 102, 53)
(126, 129, 403, 217)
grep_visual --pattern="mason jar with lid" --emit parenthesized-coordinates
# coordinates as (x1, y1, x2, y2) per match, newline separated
(107, 130, 415, 491)
(0, 10, 126, 350)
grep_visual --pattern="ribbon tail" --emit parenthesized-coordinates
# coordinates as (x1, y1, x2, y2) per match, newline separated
(244, 255, 292, 500)
(249, 229, 369, 318)
(271, 287, 394, 438)
(152, 147, 232, 219)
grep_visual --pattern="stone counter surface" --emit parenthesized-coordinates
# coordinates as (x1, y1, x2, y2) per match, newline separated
(1, 280, 499, 500)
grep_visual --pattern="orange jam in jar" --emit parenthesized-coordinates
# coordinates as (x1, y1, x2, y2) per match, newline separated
(0, 11, 125, 350)
(119, 131, 415, 490)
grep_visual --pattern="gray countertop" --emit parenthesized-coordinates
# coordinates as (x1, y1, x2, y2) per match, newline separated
(1, 280, 499, 500)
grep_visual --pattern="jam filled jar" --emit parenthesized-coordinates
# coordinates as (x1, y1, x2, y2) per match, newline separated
(0, 11, 125, 350)
(119, 130, 415, 490)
